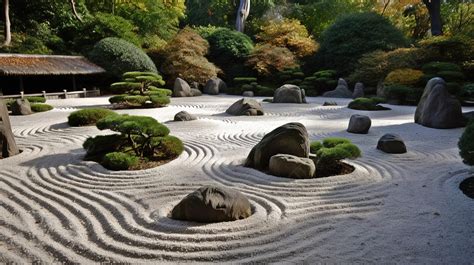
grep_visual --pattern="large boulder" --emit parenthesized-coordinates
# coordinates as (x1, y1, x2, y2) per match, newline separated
(171, 185, 252, 223)
(347, 114, 371, 134)
(377, 133, 407, 154)
(353, 82, 365, 99)
(322, 78, 353, 98)
(245, 122, 310, 170)
(415, 77, 464, 129)
(273, 85, 306, 104)
(269, 154, 315, 179)
(11, 99, 33, 115)
(204, 77, 226, 95)
(226, 98, 264, 116)
(173, 78, 193, 97)
(174, 111, 197, 121)
(0, 99, 20, 158)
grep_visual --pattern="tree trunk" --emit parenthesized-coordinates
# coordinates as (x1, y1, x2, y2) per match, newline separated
(69, 0, 83, 22)
(423, 0, 443, 36)
(236, 0, 250, 32)
(0, 99, 19, 158)
(3, 0, 11, 46)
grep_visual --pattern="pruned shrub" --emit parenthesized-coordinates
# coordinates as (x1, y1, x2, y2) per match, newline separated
(459, 120, 474, 165)
(227, 77, 273, 96)
(102, 152, 139, 171)
(89, 37, 157, 79)
(31, 103, 53, 112)
(418, 35, 474, 63)
(310, 137, 361, 177)
(68, 108, 117, 126)
(246, 44, 298, 77)
(421, 61, 465, 96)
(84, 114, 184, 170)
(348, 98, 390, 111)
(384, 68, 424, 87)
(318, 12, 407, 75)
(207, 28, 254, 60)
(25, 96, 46, 103)
(460, 83, 474, 101)
(161, 27, 220, 84)
(300, 69, 338, 96)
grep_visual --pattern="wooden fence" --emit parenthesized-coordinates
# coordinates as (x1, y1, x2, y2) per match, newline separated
(0, 88, 101, 100)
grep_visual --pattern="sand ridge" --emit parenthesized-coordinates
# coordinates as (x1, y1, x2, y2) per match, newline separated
(0, 95, 473, 263)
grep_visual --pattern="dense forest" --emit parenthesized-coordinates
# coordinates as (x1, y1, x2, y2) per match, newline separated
(0, 0, 472, 99)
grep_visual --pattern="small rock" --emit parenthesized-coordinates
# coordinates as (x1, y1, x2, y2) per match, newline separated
(191, 89, 202, 97)
(377, 133, 407, 154)
(173, 78, 192, 97)
(242, 91, 254, 97)
(347, 114, 371, 134)
(353, 82, 365, 99)
(269, 154, 315, 179)
(323, 101, 337, 106)
(273, 85, 306, 104)
(203, 77, 226, 95)
(322, 78, 353, 98)
(226, 98, 264, 116)
(174, 111, 197, 121)
(171, 185, 252, 223)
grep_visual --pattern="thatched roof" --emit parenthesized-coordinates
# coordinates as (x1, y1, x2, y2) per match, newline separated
(0, 54, 105, 76)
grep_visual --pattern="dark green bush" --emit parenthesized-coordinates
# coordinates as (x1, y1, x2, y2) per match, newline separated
(348, 98, 391, 111)
(102, 152, 139, 170)
(437, 71, 465, 81)
(83, 134, 126, 161)
(458, 120, 474, 165)
(421, 62, 462, 74)
(322, 137, 352, 148)
(310, 141, 323, 153)
(89, 37, 157, 79)
(384, 84, 422, 105)
(68, 108, 117, 126)
(25, 96, 46, 103)
(234, 77, 258, 84)
(207, 28, 254, 60)
(31, 103, 53, 112)
(459, 83, 474, 100)
(318, 12, 406, 74)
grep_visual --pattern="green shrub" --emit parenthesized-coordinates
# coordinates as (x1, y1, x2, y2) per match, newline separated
(384, 68, 424, 87)
(68, 108, 117, 126)
(207, 28, 254, 60)
(422, 62, 462, 74)
(246, 44, 298, 76)
(384, 84, 413, 103)
(437, 71, 465, 81)
(310, 137, 361, 174)
(318, 12, 406, 74)
(31, 103, 53, 112)
(459, 83, 474, 100)
(234, 77, 258, 84)
(83, 134, 126, 161)
(418, 35, 474, 63)
(458, 120, 474, 165)
(102, 152, 139, 171)
(348, 98, 391, 111)
(25, 96, 46, 103)
(109, 95, 127, 104)
(89, 37, 157, 79)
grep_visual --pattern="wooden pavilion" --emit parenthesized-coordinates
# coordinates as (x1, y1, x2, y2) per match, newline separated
(0, 54, 105, 95)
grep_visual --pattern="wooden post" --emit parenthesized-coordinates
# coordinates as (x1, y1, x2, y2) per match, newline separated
(63, 89, 68, 99)
(72, 75, 77, 91)
(83, 88, 87, 98)
(0, 98, 19, 158)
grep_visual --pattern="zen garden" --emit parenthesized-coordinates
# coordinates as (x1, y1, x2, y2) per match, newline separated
(0, 0, 473, 263)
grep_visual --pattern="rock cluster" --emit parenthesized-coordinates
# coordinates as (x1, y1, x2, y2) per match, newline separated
(203, 77, 226, 95)
(173, 78, 202, 97)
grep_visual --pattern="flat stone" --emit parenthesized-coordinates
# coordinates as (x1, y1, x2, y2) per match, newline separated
(377, 133, 407, 154)
(269, 154, 315, 179)
(171, 185, 252, 223)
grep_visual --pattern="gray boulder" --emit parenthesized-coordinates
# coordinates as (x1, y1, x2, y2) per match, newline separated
(174, 111, 197, 122)
(347, 114, 371, 134)
(322, 78, 353, 98)
(226, 98, 264, 116)
(173, 78, 193, 97)
(273, 85, 306, 104)
(242, 91, 254, 97)
(323, 101, 337, 106)
(377, 133, 407, 154)
(269, 154, 315, 179)
(415, 77, 464, 129)
(245, 122, 310, 170)
(191, 89, 202, 97)
(11, 99, 33, 115)
(353, 82, 365, 99)
(0, 99, 19, 158)
(171, 185, 252, 223)
(204, 77, 226, 95)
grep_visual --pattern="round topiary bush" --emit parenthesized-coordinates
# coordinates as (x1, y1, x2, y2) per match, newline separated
(102, 152, 139, 170)
(318, 12, 406, 74)
(89, 37, 157, 79)
(207, 28, 254, 61)
(459, 120, 474, 166)
(31, 103, 53, 112)
(68, 108, 117, 126)
(348, 97, 391, 111)
(25, 96, 46, 103)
